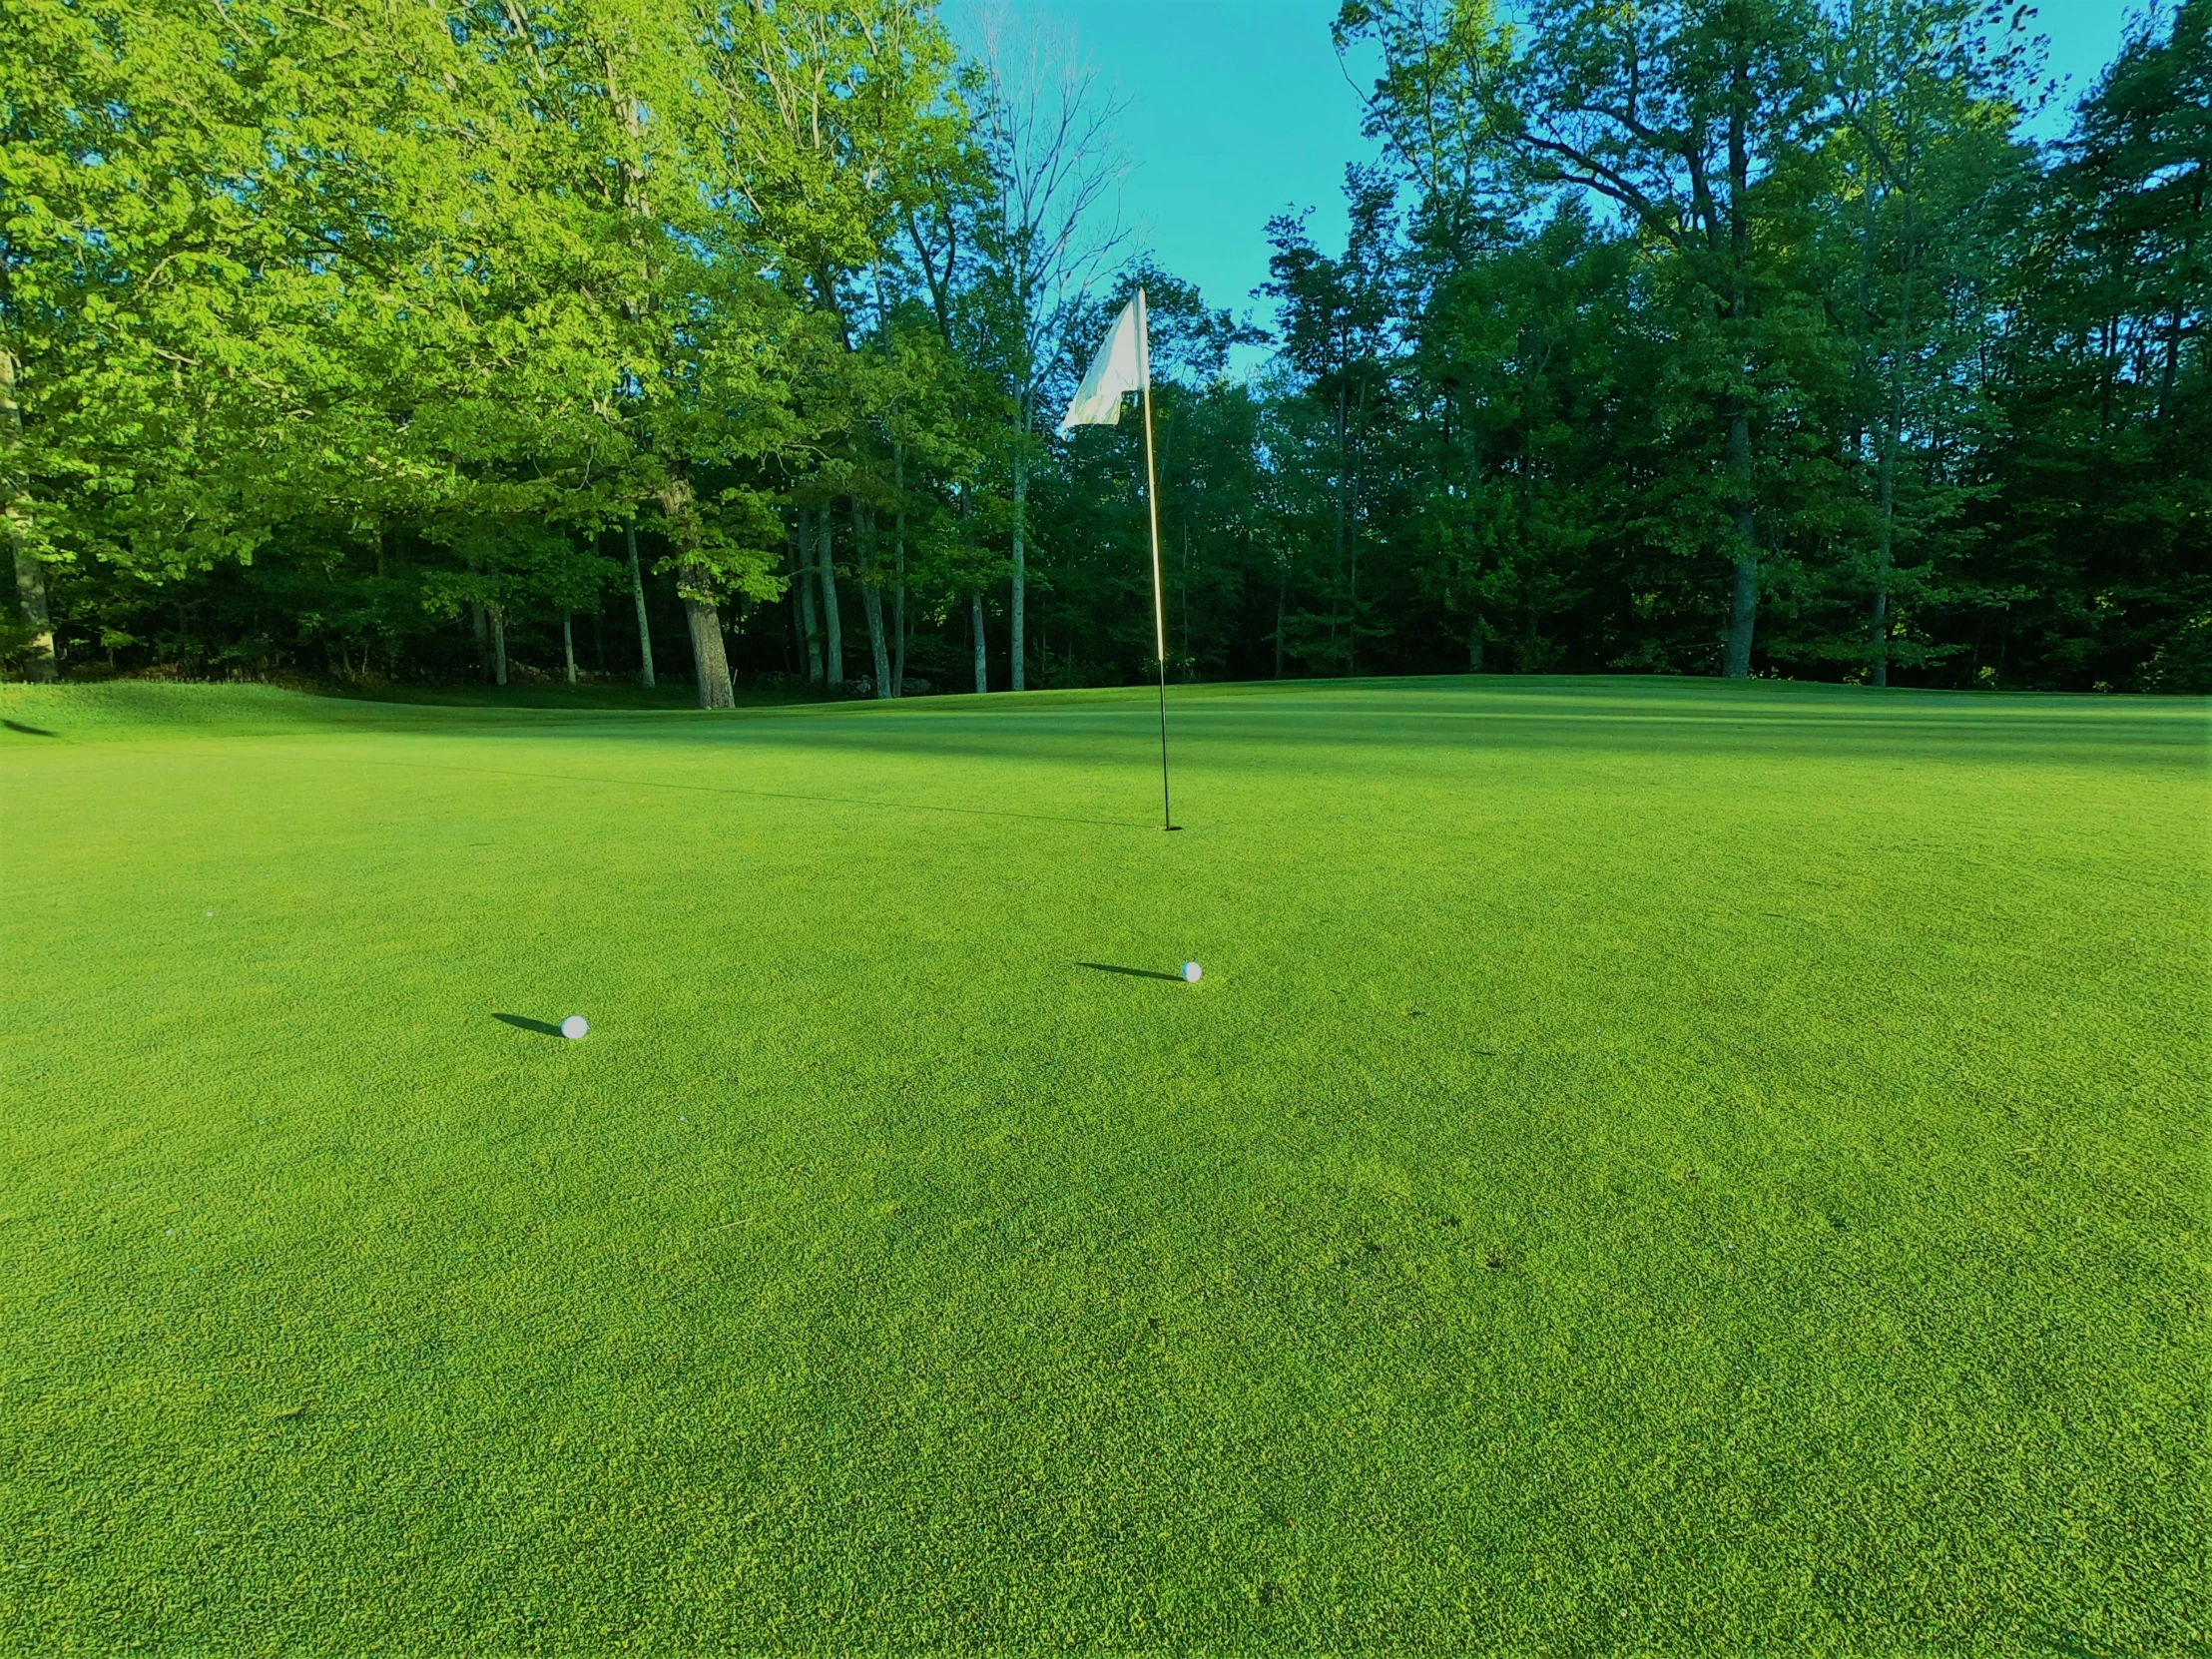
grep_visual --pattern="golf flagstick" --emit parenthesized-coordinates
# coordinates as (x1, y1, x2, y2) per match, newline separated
(1136, 288, 1176, 831)
(1055, 286, 1178, 830)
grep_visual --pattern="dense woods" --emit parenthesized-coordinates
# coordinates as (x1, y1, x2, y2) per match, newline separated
(5, 0, 2206, 697)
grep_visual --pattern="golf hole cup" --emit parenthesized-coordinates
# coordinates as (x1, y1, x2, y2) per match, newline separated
(1181, 961, 1202, 983)
(561, 1015, 589, 1040)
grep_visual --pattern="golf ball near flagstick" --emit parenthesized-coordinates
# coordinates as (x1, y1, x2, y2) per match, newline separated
(1182, 961, 1202, 983)
(561, 1015, 589, 1040)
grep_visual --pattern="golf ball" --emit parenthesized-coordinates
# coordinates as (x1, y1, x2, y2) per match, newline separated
(561, 1015, 589, 1040)
(1181, 961, 1202, 983)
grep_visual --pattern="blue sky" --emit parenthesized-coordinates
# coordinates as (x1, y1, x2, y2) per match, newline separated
(941, 0, 2143, 336)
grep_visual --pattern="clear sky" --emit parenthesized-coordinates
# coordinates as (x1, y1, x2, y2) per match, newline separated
(941, 0, 2142, 338)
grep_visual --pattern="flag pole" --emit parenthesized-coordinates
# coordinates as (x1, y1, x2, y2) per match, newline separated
(1137, 287, 1176, 831)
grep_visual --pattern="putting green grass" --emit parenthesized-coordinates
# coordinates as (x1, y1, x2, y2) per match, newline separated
(1, 676, 2204, 1653)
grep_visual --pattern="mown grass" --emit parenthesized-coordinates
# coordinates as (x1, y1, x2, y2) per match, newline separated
(1, 676, 2203, 1653)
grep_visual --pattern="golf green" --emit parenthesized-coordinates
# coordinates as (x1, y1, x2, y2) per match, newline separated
(1, 677, 2203, 1652)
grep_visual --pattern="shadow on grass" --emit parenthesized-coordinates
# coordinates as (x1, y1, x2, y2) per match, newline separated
(331, 753, 1153, 831)
(493, 1013, 564, 1037)
(2027, 1625, 2198, 1659)
(3, 719, 57, 737)
(1077, 962, 1184, 983)
(2026, 1629, 2128, 1658)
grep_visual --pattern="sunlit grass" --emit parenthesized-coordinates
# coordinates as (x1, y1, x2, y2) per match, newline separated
(1, 676, 2202, 1651)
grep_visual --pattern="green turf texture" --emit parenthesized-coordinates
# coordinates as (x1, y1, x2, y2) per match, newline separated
(1, 676, 2204, 1653)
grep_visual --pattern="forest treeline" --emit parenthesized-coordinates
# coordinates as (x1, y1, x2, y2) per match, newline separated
(5, 0, 2206, 698)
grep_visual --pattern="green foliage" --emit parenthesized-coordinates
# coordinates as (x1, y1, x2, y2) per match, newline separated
(1247, 0, 2207, 689)
(1, 0, 965, 692)
(2, 0, 2203, 692)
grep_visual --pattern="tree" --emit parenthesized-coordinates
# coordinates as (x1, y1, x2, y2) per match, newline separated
(1962, 0, 2210, 688)
(1349, 0, 1836, 675)
(1820, 0, 2033, 684)
(0, 0, 467, 676)
(972, 22, 1126, 691)
(710, 0, 969, 699)
(1263, 176, 1398, 675)
(8, 0, 2202, 700)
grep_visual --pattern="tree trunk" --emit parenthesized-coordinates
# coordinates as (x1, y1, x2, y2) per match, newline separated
(971, 594, 987, 694)
(795, 514, 824, 685)
(1348, 542, 1360, 679)
(10, 540, 53, 684)
(1871, 203, 1918, 692)
(1346, 381, 1365, 678)
(2160, 152, 2197, 414)
(855, 498, 891, 699)
(1722, 406, 1758, 679)
(626, 523, 656, 689)
(1180, 515, 1191, 679)
(683, 588, 734, 709)
(1469, 620, 1483, 673)
(562, 611, 576, 684)
(491, 607, 508, 686)
(1871, 420, 1897, 689)
(1010, 455, 1027, 691)
(1724, 555, 1758, 678)
(660, 476, 733, 709)
(859, 582, 889, 697)
(1720, 55, 1759, 682)
(879, 271, 907, 700)
(1333, 369, 1349, 670)
(783, 514, 804, 677)
(0, 345, 53, 682)
(817, 509, 843, 689)
(1274, 560, 1289, 679)
(471, 601, 491, 683)
(892, 449, 907, 697)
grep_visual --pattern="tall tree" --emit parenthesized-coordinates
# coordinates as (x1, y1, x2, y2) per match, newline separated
(972, 22, 1125, 691)
(1263, 178, 1397, 675)
(1823, 0, 2032, 684)
(1350, 0, 1836, 675)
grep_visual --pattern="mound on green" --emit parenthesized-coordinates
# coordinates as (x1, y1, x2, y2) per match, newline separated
(0, 677, 2202, 1652)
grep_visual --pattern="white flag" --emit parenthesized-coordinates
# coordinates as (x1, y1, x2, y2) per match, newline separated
(1056, 294, 1148, 435)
